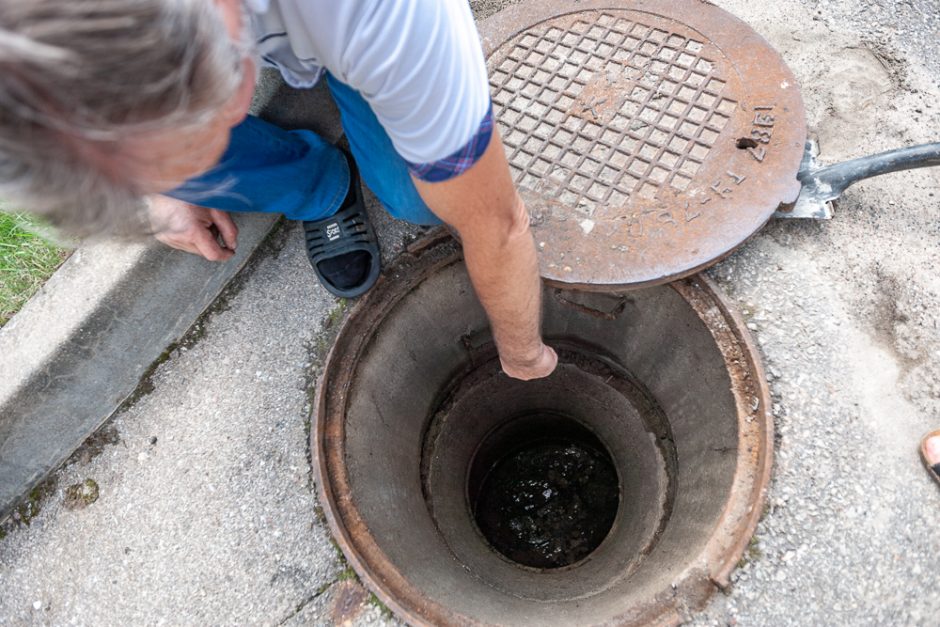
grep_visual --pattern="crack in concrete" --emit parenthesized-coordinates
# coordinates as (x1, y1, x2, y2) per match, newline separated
(275, 576, 338, 626)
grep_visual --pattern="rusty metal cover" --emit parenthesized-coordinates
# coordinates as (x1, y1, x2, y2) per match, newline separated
(480, 0, 807, 290)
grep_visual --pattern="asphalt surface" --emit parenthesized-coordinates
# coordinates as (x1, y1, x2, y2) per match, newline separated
(1, 0, 938, 625)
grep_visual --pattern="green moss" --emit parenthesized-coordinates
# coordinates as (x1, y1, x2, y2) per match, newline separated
(115, 346, 173, 411)
(337, 566, 359, 582)
(748, 536, 762, 559)
(12, 475, 58, 526)
(737, 535, 763, 568)
(300, 296, 350, 494)
(328, 538, 350, 565)
(368, 592, 393, 619)
(253, 215, 290, 259)
(323, 298, 348, 329)
(69, 425, 122, 466)
(761, 501, 772, 521)
(311, 298, 349, 365)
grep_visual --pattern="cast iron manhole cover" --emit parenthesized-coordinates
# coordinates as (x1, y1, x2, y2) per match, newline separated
(481, 0, 807, 290)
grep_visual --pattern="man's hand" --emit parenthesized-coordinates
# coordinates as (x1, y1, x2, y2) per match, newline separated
(500, 343, 559, 381)
(148, 195, 238, 262)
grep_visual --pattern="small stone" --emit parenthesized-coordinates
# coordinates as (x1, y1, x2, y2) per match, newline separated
(32, 601, 41, 611)
(747, 322, 759, 331)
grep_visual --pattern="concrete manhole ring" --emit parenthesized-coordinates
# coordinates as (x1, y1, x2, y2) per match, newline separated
(481, 0, 806, 290)
(313, 234, 772, 626)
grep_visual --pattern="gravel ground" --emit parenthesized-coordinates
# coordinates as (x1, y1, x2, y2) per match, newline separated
(1, 0, 938, 625)
(804, 0, 940, 77)
(693, 0, 940, 624)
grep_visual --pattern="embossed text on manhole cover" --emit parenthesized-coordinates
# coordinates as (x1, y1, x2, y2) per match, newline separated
(481, 0, 807, 289)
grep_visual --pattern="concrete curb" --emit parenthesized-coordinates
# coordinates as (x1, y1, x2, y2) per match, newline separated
(0, 71, 342, 518)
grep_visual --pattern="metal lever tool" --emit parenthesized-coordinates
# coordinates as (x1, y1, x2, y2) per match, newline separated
(774, 140, 940, 219)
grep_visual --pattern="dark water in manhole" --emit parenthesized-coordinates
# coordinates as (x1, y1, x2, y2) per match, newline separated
(473, 438, 620, 569)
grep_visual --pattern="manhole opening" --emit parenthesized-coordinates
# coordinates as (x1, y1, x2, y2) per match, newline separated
(419, 341, 678, 596)
(468, 413, 621, 570)
(315, 236, 773, 627)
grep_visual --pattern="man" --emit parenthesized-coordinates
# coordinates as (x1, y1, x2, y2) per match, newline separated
(0, 0, 557, 380)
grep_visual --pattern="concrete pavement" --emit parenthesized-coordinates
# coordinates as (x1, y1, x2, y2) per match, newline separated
(1, 0, 938, 624)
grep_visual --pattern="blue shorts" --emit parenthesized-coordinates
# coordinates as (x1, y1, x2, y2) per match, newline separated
(167, 74, 441, 225)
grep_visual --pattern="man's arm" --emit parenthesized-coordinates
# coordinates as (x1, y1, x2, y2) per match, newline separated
(412, 130, 558, 380)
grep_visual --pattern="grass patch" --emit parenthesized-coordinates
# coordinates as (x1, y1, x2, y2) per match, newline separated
(0, 212, 69, 327)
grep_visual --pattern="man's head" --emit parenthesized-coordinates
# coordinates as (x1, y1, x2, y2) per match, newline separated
(0, 0, 255, 237)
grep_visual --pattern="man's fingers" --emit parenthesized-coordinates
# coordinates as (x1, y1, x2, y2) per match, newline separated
(192, 227, 234, 262)
(148, 198, 234, 262)
(209, 209, 238, 250)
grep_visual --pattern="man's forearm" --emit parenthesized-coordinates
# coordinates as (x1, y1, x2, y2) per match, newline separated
(413, 130, 557, 380)
(460, 195, 544, 367)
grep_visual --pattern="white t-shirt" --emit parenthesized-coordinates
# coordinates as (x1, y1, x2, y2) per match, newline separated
(246, 0, 491, 167)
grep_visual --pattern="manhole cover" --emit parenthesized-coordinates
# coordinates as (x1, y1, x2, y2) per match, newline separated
(481, 0, 806, 289)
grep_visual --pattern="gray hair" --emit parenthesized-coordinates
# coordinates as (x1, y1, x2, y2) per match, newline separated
(0, 0, 247, 238)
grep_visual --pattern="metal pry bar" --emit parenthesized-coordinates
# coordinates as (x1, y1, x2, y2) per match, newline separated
(774, 140, 940, 220)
